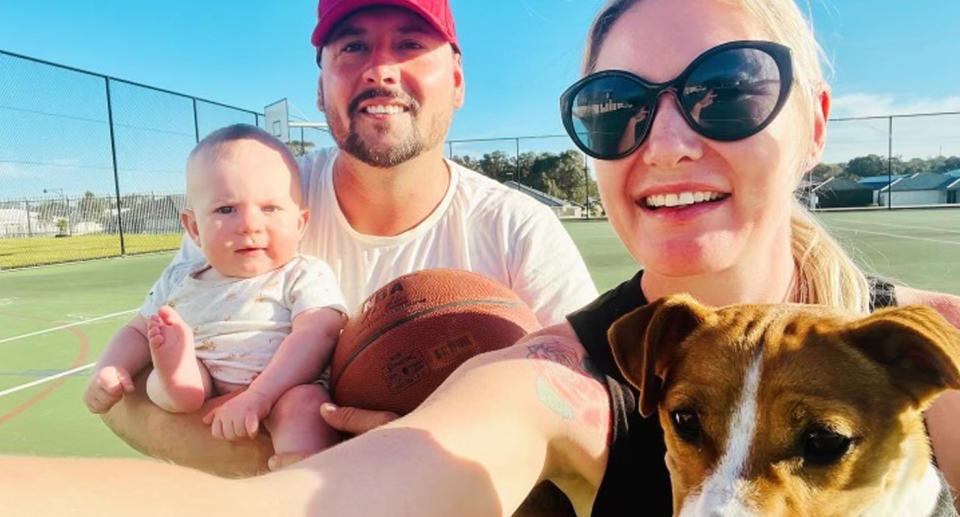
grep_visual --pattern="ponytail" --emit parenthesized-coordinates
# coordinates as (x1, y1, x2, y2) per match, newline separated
(790, 201, 871, 313)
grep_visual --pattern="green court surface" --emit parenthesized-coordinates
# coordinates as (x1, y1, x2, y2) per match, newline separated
(0, 209, 958, 459)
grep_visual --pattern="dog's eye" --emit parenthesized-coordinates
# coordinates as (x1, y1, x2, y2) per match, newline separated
(670, 409, 702, 445)
(802, 428, 852, 465)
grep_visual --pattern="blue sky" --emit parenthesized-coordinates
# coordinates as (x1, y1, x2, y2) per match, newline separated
(1, 0, 959, 197)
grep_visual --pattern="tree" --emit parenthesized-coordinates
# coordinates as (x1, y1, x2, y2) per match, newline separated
(810, 163, 845, 181)
(942, 156, 960, 172)
(450, 154, 479, 171)
(477, 151, 514, 181)
(843, 154, 888, 178)
(78, 191, 111, 221)
(285, 140, 315, 157)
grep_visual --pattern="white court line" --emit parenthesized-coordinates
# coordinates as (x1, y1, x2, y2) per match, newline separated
(833, 218, 960, 236)
(0, 363, 94, 399)
(830, 226, 960, 246)
(0, 309, 137, 345)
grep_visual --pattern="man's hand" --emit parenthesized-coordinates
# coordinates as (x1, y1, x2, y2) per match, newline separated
(202, 390, 273, 440)
(83, 366, 135, 413)
(319, 403, 399, 435)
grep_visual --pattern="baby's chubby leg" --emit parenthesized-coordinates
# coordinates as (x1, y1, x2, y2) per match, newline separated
(146, 306, 211, 413)
(264, 384, 341, 470)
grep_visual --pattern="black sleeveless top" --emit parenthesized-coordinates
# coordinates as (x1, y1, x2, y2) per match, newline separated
(566, 271, 900, 516)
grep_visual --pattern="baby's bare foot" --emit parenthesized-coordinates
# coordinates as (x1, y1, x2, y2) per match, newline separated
(146, 306, 206, 412)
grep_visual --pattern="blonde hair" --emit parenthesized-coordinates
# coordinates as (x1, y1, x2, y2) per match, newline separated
(583, 0, 871, 313)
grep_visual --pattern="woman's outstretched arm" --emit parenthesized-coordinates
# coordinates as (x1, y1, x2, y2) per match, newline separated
(898, 285, 960, 508)
(3, 323, 611, 516)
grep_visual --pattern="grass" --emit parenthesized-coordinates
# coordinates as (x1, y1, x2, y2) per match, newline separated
(0, 233, 182, 269)
(0, 209, 958, 458)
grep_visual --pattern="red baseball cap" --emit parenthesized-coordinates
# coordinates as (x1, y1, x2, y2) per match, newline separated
(311, 0, 460, 53)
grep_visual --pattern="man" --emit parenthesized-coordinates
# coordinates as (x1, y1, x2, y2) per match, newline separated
(95, 0, 596, 477)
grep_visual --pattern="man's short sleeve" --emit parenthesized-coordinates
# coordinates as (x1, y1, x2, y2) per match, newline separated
(284, 256, 348, 319)
(508, 206, 599, 326)
(139, 236, 204, 317)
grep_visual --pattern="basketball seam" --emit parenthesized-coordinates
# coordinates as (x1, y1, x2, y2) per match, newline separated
(331, 298, 530, 390)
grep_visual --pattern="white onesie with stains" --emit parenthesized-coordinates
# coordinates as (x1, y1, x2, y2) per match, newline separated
(139, 255, 346, 385)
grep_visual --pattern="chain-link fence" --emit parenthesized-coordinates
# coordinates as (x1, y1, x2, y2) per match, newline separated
(808, 112, 960, 210)
(3, 47, 959, 269)
(446, 135, 599, 219)
(0, 49, 262, 269)
(447, 113, 960, 216)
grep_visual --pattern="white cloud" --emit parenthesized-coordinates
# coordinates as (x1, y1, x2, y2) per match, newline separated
(831, 93, 960, 118)
(823, 93, 960, 163)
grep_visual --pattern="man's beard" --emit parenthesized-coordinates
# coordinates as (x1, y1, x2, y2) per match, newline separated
(342, 122, 426, 168)
(330, 87, 434, 168)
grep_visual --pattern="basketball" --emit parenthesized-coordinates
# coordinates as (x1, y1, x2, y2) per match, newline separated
(330, 269, 542, 415)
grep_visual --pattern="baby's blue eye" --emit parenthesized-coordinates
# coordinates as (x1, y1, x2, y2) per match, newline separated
(215, 206, 234, 214)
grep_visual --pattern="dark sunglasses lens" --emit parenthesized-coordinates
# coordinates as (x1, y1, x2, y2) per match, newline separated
(569, 76, 653, 157)
(681, 48, 782, 140)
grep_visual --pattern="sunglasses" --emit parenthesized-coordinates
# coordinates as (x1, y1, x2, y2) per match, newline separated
(560, 40, 793, 160)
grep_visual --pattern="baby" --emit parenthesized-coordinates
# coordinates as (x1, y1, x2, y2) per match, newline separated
(83, 124, 346, 465)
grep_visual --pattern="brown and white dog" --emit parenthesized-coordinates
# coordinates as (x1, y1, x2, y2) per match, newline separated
(608, 294, 960, 517)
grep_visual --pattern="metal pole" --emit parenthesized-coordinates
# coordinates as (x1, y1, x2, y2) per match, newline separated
(301, 127, 306, 155)
(66, 195, 72, 235)
(583, 153, 589, 220)
(515, 138, 520, 183)
(105, 77, 127, 255)
(887, 116, 893, 210)
(448, 141, 453, 159)
(192, 98, 200, 143)
(24, 199, 33, 237)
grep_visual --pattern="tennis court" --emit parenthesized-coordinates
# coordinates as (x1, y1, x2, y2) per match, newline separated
(1, 209, 958, 459)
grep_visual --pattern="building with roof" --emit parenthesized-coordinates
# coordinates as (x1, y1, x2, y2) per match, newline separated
(858, 174, 910, 205)
(503, 181, 583, 218)
(878, 172, 957, 206)
(0, 208, 56, 237)
(947, 175, 960, 204)
(810, 177, 875, 208)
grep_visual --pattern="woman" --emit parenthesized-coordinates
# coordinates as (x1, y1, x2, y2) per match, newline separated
(5, 0, 959, 514)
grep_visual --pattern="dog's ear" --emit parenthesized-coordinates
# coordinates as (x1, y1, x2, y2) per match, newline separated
(844, 304, 960, 407)
(608, 293, 712, 417)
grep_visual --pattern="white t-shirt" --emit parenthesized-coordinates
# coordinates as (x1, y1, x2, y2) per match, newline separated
(154, 148, 598, 326)
(140, 255, 347, 384)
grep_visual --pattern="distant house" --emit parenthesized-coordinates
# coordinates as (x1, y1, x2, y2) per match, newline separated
(796, 177, 829, 208)
(105, 194, 185, 234)
(858, 174, 911, 205)
(0, 208, 55, 237)
(878, 173, 956, 206)
(947, 175, 960, 204)
(503, 181, 583, 218)
(810, 177, 874, 208)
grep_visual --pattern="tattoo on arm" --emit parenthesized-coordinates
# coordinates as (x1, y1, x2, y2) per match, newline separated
(526, 340, 609, 430)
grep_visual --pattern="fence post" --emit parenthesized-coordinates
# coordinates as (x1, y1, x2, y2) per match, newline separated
(66, 196, 72, 235)
(193, 98, 200, 143)
(104, 77, 127, 255)
(24, 199, 33, 237)
(887, 116, 893, 210)
(583, 153, 589, 220)
(515, 137, 520, 183)
(448, 141, 453, 159)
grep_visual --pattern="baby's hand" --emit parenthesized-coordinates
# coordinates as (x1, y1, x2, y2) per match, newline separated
(202, 390, 272, 441)
(83, 366, 135, 413)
